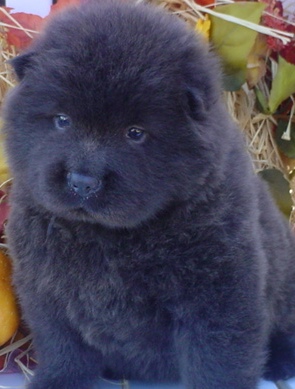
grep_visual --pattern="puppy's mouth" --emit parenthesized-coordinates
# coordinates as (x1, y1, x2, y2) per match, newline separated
(62, 203, 100, 224)
(68, 195, 102, 216)
(64, 188, 112, 223)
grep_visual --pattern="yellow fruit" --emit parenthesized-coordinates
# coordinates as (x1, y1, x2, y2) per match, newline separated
(0, 251, 20, 346)
(0, 131, 10, 184)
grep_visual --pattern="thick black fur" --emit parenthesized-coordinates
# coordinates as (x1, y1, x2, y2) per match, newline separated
(3, 1, 295, 388)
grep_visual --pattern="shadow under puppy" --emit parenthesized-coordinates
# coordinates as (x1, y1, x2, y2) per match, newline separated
(3, 1, 295, 388)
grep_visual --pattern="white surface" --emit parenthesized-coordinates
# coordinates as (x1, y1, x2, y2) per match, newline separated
(0, 374, 294, 389)
(5, 0, 51, 17)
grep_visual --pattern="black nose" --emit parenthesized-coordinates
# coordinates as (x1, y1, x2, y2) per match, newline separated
(67, 172, 101, 197)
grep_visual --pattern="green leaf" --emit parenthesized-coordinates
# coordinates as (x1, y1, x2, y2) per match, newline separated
(210, 2, 266, 91)
(254, 86, 270, 114)
(275, 120, 295, 158)
(268, 56, 295, 113)
(259, 169, 292, 218)
(222, 69, 246, 91)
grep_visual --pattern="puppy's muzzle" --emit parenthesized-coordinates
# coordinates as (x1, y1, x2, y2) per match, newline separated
(67, 172, 102, 197)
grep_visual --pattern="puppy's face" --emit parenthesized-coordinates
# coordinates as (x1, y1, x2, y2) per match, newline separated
(4, 2, 220, 228)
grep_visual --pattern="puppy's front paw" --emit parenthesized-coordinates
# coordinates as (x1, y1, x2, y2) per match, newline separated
(27, 375, 98, 389)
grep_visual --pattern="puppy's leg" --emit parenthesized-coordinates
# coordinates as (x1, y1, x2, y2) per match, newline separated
(26, 315, 102, 389)
(263, 331, 295, 381)
(174, 306, 267, 389)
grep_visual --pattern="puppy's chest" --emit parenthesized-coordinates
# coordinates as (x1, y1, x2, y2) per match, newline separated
(44, 231, 175, 345)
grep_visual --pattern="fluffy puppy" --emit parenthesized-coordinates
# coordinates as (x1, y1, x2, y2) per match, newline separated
(3, 1, 295, 388)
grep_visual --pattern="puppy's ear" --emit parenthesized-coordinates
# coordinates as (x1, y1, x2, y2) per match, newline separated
(185, 87, 208, 121)
(9, 51, 36, 81)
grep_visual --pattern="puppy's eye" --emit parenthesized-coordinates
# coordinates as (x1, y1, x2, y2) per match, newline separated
(126, 127, 145, 142)
(54, 114, 71, 130)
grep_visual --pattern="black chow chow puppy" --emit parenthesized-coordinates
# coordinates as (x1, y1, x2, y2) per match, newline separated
(3, 1, 295, 388)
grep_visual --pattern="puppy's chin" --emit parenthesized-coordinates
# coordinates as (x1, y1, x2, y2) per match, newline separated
(32, 188, 168, 229)
(58, 206, 150, 229)
(45, 206, 155, 229)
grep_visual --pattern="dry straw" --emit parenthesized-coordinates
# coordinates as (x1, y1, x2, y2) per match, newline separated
(146, 0, 292, 173)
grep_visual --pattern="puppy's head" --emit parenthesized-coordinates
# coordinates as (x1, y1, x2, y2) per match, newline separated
(3, 1, 223, 228)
